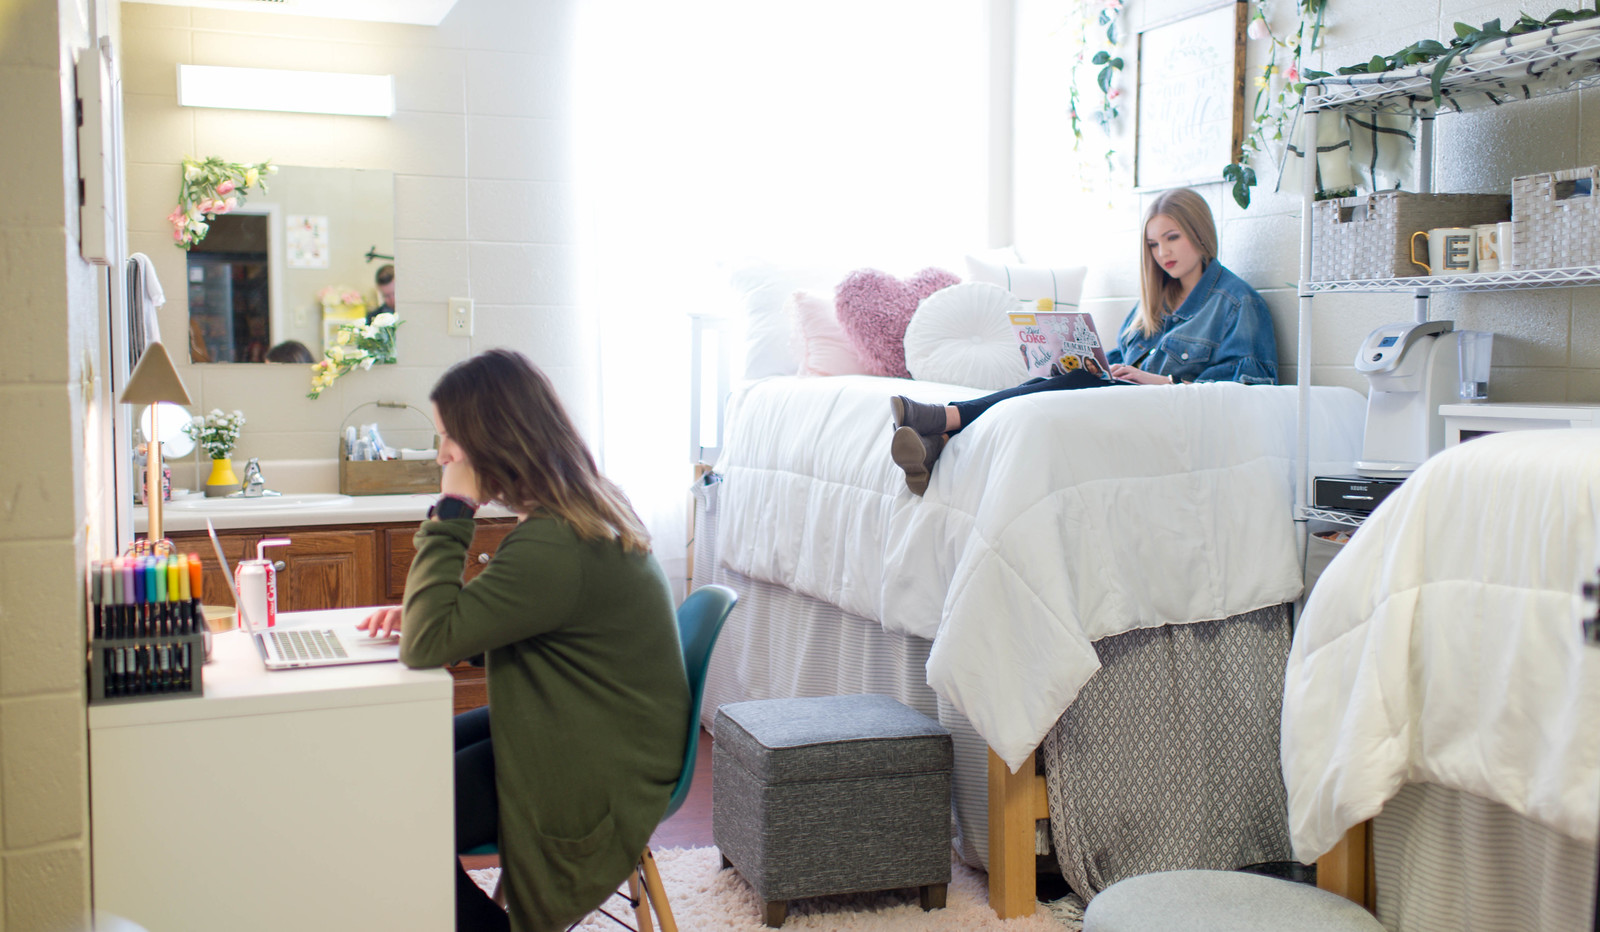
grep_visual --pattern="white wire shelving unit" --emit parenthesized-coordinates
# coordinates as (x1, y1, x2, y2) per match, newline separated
(1294, 24, 1600, 534)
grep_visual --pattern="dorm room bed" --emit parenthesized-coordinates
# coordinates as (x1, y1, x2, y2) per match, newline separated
(1283, 428, 1600, 931)
(693, 374, 1366, 917)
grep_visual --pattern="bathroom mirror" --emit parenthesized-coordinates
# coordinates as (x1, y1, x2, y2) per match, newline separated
(184, 165, 395, 364)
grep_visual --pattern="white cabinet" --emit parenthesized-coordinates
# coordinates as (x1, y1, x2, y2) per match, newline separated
(1295, 27, 1600, 529)
(1441, 401, 1600, 447)
(89, 610, 454, 932)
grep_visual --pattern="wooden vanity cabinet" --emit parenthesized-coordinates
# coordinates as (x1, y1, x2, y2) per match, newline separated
(167, 517, 517, 715)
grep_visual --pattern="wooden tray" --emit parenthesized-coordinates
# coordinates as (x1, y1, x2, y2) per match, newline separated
(339, 401, 440, 495)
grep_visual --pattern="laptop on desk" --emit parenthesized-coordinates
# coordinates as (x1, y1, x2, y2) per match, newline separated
(206, 520, 402, 670)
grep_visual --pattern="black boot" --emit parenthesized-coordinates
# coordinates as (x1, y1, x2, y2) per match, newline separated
(890, 395, 949, 436)
(891, 426, 946, 496)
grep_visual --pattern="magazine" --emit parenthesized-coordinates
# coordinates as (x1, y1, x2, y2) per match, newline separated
(1008, 307, 1114, 381)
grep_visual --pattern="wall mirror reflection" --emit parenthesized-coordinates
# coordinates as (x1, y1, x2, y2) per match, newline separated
(184, 165, 395, 364)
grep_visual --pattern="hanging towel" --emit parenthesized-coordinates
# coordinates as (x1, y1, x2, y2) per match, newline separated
(129, 252, 165, 345)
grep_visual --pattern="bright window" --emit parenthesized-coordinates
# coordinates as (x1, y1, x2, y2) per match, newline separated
(576, 1, 989, 579)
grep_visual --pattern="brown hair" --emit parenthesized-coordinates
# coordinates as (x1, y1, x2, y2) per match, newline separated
(1134, 187, 1218, 337)
(375, 264, 395, 286)
(431, 349, 651, 553)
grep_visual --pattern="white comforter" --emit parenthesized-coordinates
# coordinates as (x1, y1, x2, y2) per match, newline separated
(1282, 429, 1600, 861)
(717, 375, 1364, 770)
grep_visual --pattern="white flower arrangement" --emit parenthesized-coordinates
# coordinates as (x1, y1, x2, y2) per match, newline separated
(307, 313, 402, 399)
(183, 409, 247, 460)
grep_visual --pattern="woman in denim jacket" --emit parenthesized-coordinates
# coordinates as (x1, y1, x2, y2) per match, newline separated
(888, 187, 1277, 494)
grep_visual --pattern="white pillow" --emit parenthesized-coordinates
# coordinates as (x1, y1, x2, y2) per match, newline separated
(788, 290, 870, 377)
(964, 255, 1088, 307)
(903, 282, 1027, 391)
(727, 261, 840, 380)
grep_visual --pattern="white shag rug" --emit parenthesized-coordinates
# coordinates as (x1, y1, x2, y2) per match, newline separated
(470, 846, 1084, 931)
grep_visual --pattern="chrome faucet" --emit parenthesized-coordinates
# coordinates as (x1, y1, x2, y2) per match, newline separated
(240, 458, 267, 497)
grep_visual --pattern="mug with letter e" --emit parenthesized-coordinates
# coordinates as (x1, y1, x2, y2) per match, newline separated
(1474, 223, 1503, 272)
(1410, 227, 1477, 276)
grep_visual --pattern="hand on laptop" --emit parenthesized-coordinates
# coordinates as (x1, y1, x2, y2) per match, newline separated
(357, 606, 403, 638)
(1109, 365, 1172, 385)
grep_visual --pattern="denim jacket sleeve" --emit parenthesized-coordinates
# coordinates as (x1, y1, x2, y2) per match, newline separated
(1192, 280, 1277, 384)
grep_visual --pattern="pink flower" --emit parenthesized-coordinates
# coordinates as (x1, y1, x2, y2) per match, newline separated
(1247, 16, 1269, 40)
(173, 227, 186, 243)
(1108, 88, 1122, 101)
(1285, 62, 1300, 82)
(221, 196, 238, 211)
(215, 180, 236, 195)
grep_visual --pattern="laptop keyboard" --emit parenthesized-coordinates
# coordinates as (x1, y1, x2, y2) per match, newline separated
(267, 629, 348, 661)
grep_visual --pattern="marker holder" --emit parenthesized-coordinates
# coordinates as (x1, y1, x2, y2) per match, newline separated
(89, 633, 205, 704)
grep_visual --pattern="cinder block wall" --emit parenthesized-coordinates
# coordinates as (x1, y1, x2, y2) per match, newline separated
(1016, 0, 1600, 402)
(0, 0, 108, 927)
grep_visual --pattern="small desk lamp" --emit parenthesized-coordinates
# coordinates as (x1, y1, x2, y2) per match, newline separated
(117, 341, 192, 543)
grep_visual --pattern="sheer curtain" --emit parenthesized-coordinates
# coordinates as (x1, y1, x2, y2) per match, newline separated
(575, 2, 989, 588)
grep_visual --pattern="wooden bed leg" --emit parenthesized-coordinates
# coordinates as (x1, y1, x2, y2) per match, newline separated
(987, 748, 1041, 919)
(1316, 820, 1375, 911)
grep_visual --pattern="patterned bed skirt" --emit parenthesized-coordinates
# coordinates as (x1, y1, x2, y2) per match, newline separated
(1372, 782, 1596, 931)
(692, 478, 1293, 896)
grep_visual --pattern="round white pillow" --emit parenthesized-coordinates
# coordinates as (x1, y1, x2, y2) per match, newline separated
(903, 282, 1027, 391)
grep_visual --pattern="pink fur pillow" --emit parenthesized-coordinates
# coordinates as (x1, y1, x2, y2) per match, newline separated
(788, 290, 870, 377)
(834, 267, 962, 378)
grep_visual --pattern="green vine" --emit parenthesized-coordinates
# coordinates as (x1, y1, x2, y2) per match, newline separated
(1067, 0, 1125, 182)
(1324, 7, 1600, 106)
(1224, 0, 1326, 209)
(1225, 4, 1600, 208)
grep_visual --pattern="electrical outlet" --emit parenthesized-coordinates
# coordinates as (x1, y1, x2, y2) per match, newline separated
(448, 297, 474, 337)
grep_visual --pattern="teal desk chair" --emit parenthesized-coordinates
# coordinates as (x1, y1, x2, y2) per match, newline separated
(469, 584, 740, 932)
(632, 583, 739, 932)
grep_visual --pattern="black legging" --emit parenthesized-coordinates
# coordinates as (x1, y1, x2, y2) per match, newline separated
(454, 707, 510, 932)
(949, 368, 1119, 433)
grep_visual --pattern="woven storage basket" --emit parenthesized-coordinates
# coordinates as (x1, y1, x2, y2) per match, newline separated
(1312, 192, 1511, 281)
(1512, 166, 1600, 270)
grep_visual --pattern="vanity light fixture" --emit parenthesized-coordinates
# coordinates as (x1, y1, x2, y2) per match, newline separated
(176, 64, 395, 117)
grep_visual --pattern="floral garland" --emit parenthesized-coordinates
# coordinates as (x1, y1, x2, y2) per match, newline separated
(1224, 0, 1326, 209)
(307, 314, 401, 400)
(1067, 0, 1125, 148)
(168, 156, 276, 249)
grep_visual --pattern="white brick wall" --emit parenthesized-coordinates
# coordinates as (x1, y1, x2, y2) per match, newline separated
(1016, 0, 1600, 402)
(0, 0, 103, 926)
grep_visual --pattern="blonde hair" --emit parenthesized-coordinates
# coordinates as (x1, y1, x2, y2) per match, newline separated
(431, 349, 652, 554)
(1134, 188, 1218, 337)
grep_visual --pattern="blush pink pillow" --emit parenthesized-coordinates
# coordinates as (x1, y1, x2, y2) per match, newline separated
(834, 267, 962, 378)
(788, 290, 870, 377)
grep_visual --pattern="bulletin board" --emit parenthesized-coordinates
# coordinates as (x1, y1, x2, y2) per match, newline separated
(1134, 1, 1247, 190)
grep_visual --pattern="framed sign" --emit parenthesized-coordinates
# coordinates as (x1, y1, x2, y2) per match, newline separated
(1134, 1, 1246, 190)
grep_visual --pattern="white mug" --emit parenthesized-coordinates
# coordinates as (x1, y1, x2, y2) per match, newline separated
(1498, 221, 1515, 270)
(1410, 227, 1477, 276)
(1474, 223, 1501, 272)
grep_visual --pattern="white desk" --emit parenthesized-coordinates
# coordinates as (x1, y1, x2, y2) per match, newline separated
(89, 608, 454, 932)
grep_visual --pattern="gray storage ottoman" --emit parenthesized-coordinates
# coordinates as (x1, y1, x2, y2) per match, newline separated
(712, 694, 953, 928)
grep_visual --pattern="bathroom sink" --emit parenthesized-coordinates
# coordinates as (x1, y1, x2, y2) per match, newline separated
(165, 493, 355, 511)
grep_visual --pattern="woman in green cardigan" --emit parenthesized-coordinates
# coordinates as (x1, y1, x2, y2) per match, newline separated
(360, 349, 690, 931)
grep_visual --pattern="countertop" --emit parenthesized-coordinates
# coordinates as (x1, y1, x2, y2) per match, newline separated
(87, 607, 452, 730)
(136, 493, 517, 532)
